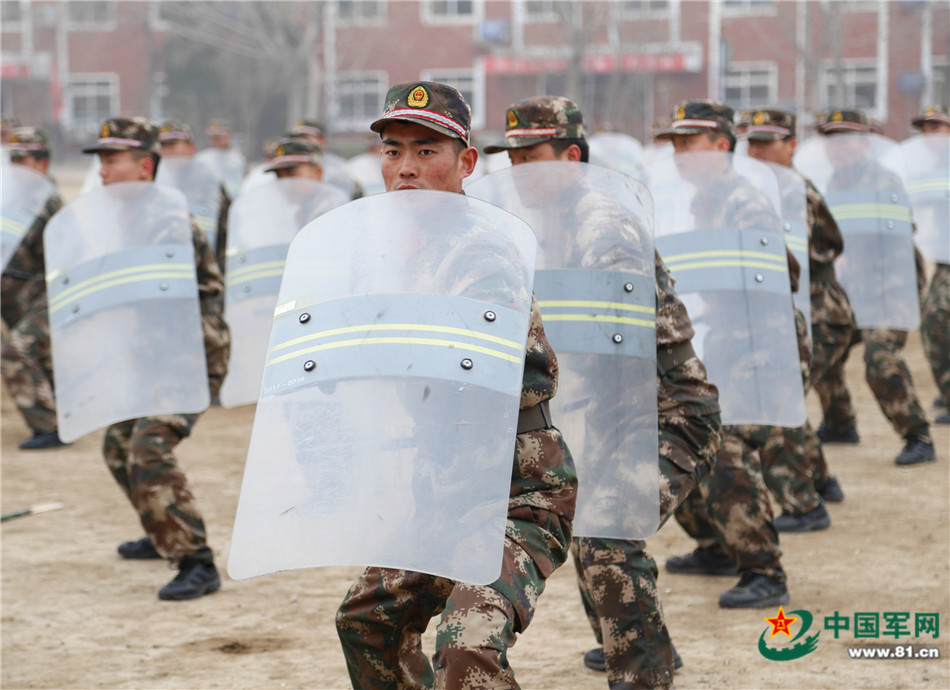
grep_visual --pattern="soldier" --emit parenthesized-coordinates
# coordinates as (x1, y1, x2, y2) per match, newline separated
(1, 115, 19, 144)
(742, 107, 853, 528)
(809, 109, 936, 465)
(197, 118, 246, 200)
(908, 105, 950, 425)
(82, 117, 229, 600)
(334, 82, 577, 688)
(289, 118, 327, 151)
(264, 136, 324, 180)
(480, 96, 722, 688)
(654, 100, 795, 609)
(289, 118, 362, 199)
(0, 127, 66, 449)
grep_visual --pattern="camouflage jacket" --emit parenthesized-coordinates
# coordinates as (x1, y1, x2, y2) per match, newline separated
(802, 175, 856, 327)
(190, 213, 231, 395)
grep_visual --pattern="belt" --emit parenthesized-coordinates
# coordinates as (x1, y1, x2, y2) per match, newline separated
(657, 340, 697, 376)
(517, 400, 553, 434)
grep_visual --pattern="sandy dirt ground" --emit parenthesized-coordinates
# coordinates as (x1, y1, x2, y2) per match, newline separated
(1, 162, 948, 689)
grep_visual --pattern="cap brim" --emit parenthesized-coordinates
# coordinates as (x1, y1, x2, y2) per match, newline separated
(371, 116, 465, 143)
(483, 135, 556, 154)
(743, 132, 784, 141)
(82, 143, 142, 154)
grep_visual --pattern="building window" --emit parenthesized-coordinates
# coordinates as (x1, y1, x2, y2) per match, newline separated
(616, 0, 670, 15)
(68, 1, 116, 29)
(334, 72, 386, 130)
(722, 0, 776, 14)
(929, 60, 949, 106)
(421, 0, 477, 25)
(1, 0, 23, 27)
(68, 74, 118, 132)
(420, 69, 484, 130)
(724, 62, 777, 108)
(839, 0, 879, 12)
(337, 0, 385, 25)
(822, 63, 878, 115)
(524, 0, 564, 22)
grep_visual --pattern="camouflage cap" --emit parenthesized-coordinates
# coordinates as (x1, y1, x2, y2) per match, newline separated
(291, 119, 326, 139)
(7, 127, 51, 156)
(815, 109, 868, 135)
(370, 81, 471, 144)
(158, 119, 194, 143)
(263, 137, 323, 172)
(483, 96, 586, 154)
(741, 108, 796, 141)
(206, 118, 232, 136)
(82, 116, 161, 155)
(655, 99, 736, 141)
(911, 105, 950, 129)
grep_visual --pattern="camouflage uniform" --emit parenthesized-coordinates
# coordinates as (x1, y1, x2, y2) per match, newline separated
(1, 128, 64, 438)
(82, 118, 230, 569)
(335, 82, 577, 689)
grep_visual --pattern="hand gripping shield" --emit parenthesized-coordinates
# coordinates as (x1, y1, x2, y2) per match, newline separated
(228, 190, 537, 585)
(155, 156, 224, 251)
(44, 183, 208, 442)
(194, 148, 246, 199)
(1, 162, 55, 271)
(219, 178, 349, 407)
(901, 133, 949, 264)
(468, 162, 659, 539)
(795, 133, 918, 330)
(646, 152, 806, 427)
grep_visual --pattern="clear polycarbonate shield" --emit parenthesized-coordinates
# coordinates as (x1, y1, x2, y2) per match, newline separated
(467, 162, 659, 539)
(218, 178, 350, 408)
(155, 156, 223, 250)
(80, 155, 102, 195)
(238, 163, 275, 195)
(195, 148, 246, 199)
(322, 151, 361, 199)
(901, 133, 949, 264)
(345, 152, 385, 197)
(758, 160, 811, 338)
(646, 152, 806, 427)
(589, 132, 646, 183)
(228, 190, 537, 585)
(1, 162, 55, 271)
(795, 133, 919, 330)
(44, 182, 208, 442)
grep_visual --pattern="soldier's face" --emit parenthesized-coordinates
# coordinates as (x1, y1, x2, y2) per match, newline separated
(920, 121, 950, 135)
(98, 150, 153, 185)
(507, 141, 581, 166)
(275, 164, 323, 181)
(380, 122, 477, 193)
(822, 133, 868, 168)
(747, 137, 796, 167)
(671, 132, 729, 154)
(209, 133, 230, 148)
(161, 139, 196, 158)
(10, 154, 48, 175)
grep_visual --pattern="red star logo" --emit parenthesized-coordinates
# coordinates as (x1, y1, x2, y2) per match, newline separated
(764, 606, 798, 639)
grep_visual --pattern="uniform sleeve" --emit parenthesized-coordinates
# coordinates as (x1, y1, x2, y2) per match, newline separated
(521, 294, 559, 408)
(191, 217, 231, 395)
(654, 250, 695, 347)
(805, 177, 843, 269)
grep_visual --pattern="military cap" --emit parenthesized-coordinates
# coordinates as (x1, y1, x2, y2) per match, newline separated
(742, 108, 796, 141)
(291, 119, 326, 139)
(264, 137, 323, 172)
(206, 119, 232, 136)
(371, 81, 471, 145)
(483, 96, 586, 154)
(1, 116, 19, 134)
(158, 119, 194, 143)
(82, 116, 161, 155)
(815, 109, 868, 135)
(7, 127, 51, 156)
(655, 99, 736, 141)
(911, 105, 950, 129)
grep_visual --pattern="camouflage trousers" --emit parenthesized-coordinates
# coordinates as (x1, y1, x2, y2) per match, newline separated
(921, 263, 950, 404)
(336, 429, 575, 690)
(0, 289, 57, 434)
(674, 424, 784, 580)
(102, 415, 212, 565)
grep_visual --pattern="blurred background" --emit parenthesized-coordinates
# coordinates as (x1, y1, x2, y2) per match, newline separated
(2, 0, 948, 161)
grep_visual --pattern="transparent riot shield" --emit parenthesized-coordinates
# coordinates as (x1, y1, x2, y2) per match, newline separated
(322, 151, 361, 199)
(902, 133, 949, 264)
(646, 152, 806, 427)
(219, 178, 350, 408)
(195, 148, 246, 199)
(228, 190, 537, 585)
(80, 155, 102, 195)
(795, 133, 919, 330)
(468, 162, 658, 539)
(238, 163, 275, 196)
(44, 182, 208, 442)
(589, 132, 646, 183)
(155, 156, 223, 250)
(1, 162, 55, 272)
(345, 152, 385, 197)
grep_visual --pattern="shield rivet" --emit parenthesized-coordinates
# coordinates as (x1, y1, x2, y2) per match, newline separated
(299, 312, 311, 324)
(460, 358, 474, 370)
(165, 249, 175, 258)
(886, 220, 894, 229)
(760, 237, 769, 246)
(624, 282, 634, 293)
(783, 222, 792, 232)
(239, 255, 247, 264)
(159, 282, 169, 291)
(484, 311, 496, 322)
(62, 276, 70, 285)
(303, 360, 316, 372)
(755, 273, 765, 283)
(612, 333, 623, 344)
(890, 194, 899, 203)
(71, 304, 80, 313)
(242, 284, 251, 292)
